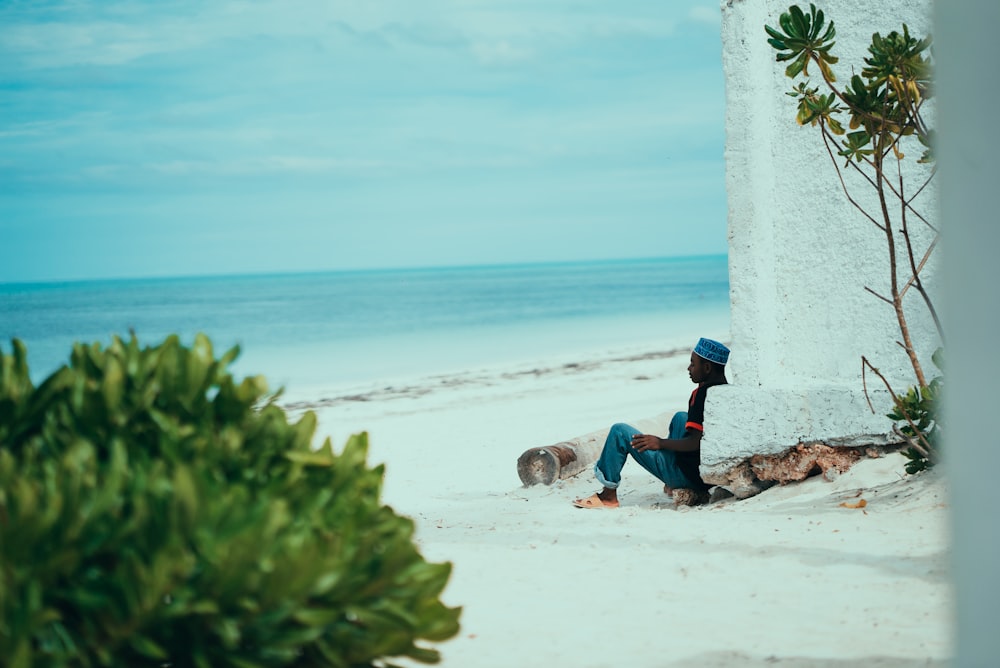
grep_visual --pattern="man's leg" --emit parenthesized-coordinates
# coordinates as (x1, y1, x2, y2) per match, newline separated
(659, 410, 711, 506)
(573, 423, 639, 507)
(575, 415, 697, 508)
(593, 422, 641, 490)
(624, 411, 701, 495)
(630, 449, 696, 491)
(667, 411, 689, 440)
(660, 412, 689, 496)
(592, 418, 693, 494)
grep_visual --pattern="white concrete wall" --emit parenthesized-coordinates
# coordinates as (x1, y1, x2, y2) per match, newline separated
(703, 0, 939, 478)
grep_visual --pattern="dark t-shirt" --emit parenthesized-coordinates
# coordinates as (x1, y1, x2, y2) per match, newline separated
(676, 380, 727, 491)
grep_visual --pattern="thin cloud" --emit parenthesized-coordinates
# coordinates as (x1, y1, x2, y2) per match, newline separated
(146, 156, 393, 176)
(470, 40, 535, 65)
(688, 6, 721, 27)
(2, 17, 209, 69)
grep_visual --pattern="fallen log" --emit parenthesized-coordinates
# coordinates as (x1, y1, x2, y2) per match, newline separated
(517, 414, 670, 486)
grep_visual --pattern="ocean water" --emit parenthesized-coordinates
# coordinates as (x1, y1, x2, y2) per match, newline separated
(1, 256, 730, 393)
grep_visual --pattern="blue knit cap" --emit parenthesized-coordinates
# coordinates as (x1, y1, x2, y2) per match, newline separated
(693, 338, 730, 365)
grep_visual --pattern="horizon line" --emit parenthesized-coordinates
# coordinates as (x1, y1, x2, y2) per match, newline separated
(1, 252, 729, 289)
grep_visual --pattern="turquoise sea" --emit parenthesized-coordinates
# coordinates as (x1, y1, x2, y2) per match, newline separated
(1, 255, 730, 393)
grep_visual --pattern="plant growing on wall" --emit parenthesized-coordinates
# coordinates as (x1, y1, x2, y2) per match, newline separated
(0, 334, 461, 667)
(764, 4, 941, 471)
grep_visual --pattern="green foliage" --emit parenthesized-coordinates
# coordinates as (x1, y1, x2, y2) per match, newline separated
(785, 81, 845, 134)
(764, 3, 838, 80)
(887, 349, 943, 474)
(0, 334, 460, 667)
(766, 5, 934, 164)
(839, 130, 875, 163)
(888, 378, 942, 474)
(862, 26, 933, 90)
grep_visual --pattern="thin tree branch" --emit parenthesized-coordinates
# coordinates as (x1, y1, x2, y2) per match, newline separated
(806, 58, 935, 232)
(864, 286, 894, 305)
(819, 124, 886, 231)
(904, 166, 939, 233)
(895, 158, 945, 342)
(830, 130, 935, 232)
(862, 356, 935, 460)
(874, 103, 926, 389)
(892, 424, 931, 459)
(877, 136, 935, 230)
(900, 234, 940, 299)
(862, 357, 876, 414)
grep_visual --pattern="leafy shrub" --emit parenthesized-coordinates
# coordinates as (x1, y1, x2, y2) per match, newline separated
(888, 350, 943, 474)
(0, 334, 460, 667)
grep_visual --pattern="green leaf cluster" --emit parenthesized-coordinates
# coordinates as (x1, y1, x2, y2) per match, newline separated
(785, 82, 845, 134)
(0, 334, 461, 667)
(886, 349, 943, 474)
(765, 4, 838, 80)
(766, 5, 934, 164)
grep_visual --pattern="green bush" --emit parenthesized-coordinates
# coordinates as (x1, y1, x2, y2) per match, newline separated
(0, 334, 460, 667)
(888, 350, 943, 474)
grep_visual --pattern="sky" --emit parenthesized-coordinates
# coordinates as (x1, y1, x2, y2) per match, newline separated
(0, 0, 727, 283)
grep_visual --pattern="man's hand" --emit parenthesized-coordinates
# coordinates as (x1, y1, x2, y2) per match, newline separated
(630, 434, 662, 452)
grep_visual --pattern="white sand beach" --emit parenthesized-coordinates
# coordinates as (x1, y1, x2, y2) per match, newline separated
(283, 337, 952, 667)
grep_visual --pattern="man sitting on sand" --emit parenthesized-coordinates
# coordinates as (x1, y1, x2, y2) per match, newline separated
(572, 337, 729, 509)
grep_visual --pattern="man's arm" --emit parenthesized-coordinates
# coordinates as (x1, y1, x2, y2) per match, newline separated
(631, 431, 701, 453)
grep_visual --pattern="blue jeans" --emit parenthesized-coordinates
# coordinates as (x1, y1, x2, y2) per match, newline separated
(594, 412, 698, 489)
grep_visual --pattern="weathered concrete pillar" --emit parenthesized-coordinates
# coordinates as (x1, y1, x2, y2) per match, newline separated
(704, 0, 939, 492)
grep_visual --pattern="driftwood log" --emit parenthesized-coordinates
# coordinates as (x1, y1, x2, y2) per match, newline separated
(517, 415, 671, 486)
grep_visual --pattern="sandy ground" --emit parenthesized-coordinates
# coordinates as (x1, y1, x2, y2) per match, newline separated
(282, 338, 952, 668)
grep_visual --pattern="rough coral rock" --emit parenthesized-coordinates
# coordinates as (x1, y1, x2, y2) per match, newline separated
(701, 443, 899, 499)
(673, 488, 710, 507)
(712, 461, 774, 499)
(750, 443, 865, 484)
